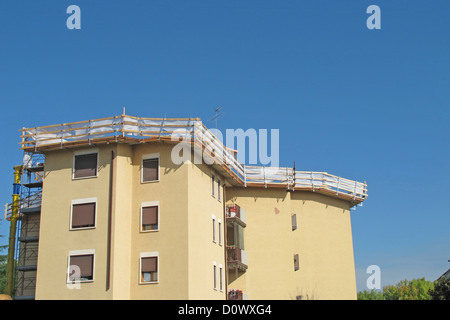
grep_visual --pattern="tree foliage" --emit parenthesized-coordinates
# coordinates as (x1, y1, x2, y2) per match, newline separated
(0, 235, 7, 294)
(357, 289, 385, 300)
(358, 277, 440, 300)
(429, 276, 450, 300)
(383, 278, 434, 300)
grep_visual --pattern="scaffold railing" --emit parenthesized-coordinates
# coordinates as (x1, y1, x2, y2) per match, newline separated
(18, 114, 367, 204)
(4, 191, 42, 221)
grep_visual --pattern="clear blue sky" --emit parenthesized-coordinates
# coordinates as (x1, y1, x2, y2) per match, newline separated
(1, 0, 449, 292)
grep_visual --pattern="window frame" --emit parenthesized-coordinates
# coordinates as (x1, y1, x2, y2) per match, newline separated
(212, 214, 216, 243)
(217, 179, 221, 202)
(213, 261, 217, 290)
(140, 201, 160, 233)
(291, 213, 298, 231)
(218, 218, 222, 246)
(219, 264, 223, 292)
(141, 153, 160, 183)
(294, 253, 299, 271)
(139, 252, 159, 284)
(67, 249, 95, 284)
(70, 198, 97, 231)
(72, 149, 99, 180)
(211, 173, 215, 198)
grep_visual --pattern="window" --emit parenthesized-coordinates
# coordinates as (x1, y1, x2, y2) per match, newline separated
(294, 254, 299, 271)
(211, 174, 215, 197)
(68, 250, 95, 283)
(291, 214, 297, 231)
(142, 154, 159, 182)
(141, 202, 159, 232)
(213, 262, 217, 290)
(217, 180, 221, 201)
(212, 215, 216, 242)
(73, 152, 98, 179)
(219, 264, 223, 292)
(140, 253, 159, 284)
(70, 199, 97, 230)
(218, 219, 222, 245)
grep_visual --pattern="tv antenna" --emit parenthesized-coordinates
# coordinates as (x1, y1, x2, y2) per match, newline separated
(209, 106, 224, 129)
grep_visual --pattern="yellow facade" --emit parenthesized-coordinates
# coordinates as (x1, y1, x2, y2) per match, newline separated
(33, 141, 358, 300)
(35, 143, 226, 300)
(226, 188, 357, 300)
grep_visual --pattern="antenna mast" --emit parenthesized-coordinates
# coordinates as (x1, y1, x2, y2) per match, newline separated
(209, 106, 224, 129)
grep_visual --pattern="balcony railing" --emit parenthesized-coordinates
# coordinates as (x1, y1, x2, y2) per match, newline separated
(227, 246, 248, 270)
(226, 205, 246, 227)
(228, 290, 243, 300)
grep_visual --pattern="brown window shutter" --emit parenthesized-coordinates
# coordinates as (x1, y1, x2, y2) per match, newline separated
(74, 153, 97, 178)
(141, 257, 158, 273)
(72, 203, 96, 228)
(70, 255, 94, 279)
(143, 158, 159, 181)
(142, 206, 158, 226)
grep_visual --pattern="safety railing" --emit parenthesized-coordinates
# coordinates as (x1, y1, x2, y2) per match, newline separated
(19, 114, 367, 203)
(20, 114, 246, 183)
(244, 166, 367, 201)
(226, 204, 247, 226)
(4, 191, 42, 220)
(227, 246, 248, 268)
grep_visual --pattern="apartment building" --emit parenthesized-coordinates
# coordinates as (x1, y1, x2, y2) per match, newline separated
(6, 114, 367, 300)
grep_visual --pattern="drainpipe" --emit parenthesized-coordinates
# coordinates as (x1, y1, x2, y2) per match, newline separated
(106, 150, 114, 291)
(223, 184, 228, 300)
(5, 165, 23, 297)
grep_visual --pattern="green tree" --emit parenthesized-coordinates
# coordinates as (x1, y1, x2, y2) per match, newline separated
(429, 276, 450, 300)
(357, 289, 385, 300)
(383, 278, 434, 300)
(0, 234, 8, 294)
(358, 278, 436, 300)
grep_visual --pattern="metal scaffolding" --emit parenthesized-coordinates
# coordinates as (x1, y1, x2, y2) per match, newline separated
(4, 152, 44, 300)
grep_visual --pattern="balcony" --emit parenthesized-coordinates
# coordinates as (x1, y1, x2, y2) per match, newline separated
(226, 205, 246, 227)
(227, 246, 248, 271)
(228, 289, 248, 300)
(228, 289, 243, 300)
